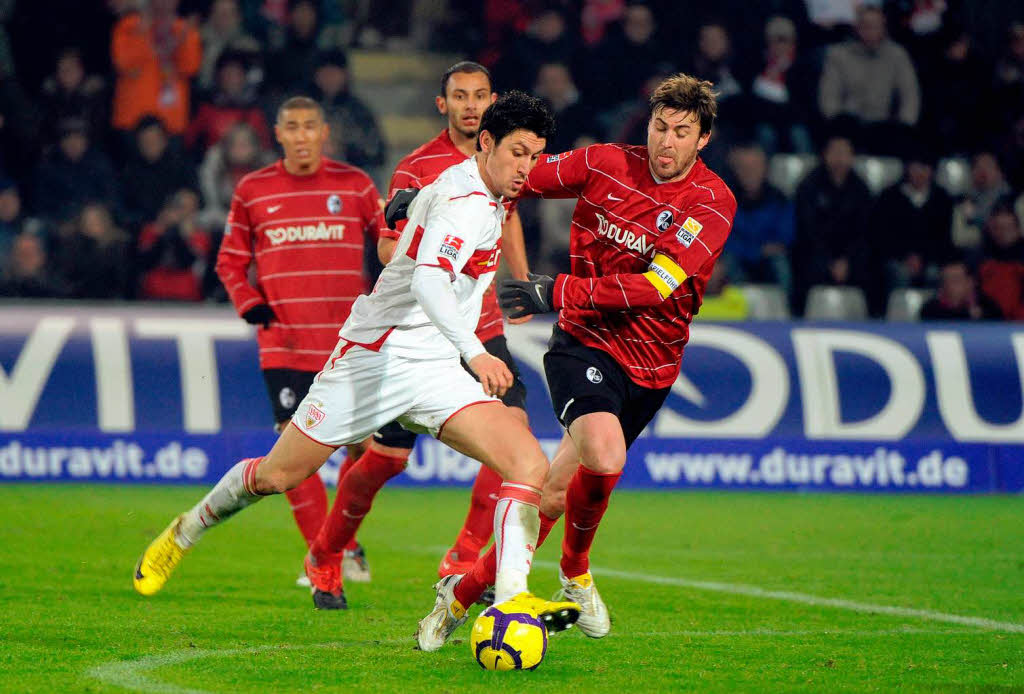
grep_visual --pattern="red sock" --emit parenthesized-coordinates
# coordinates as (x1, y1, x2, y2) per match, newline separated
(454, 511, 558, 607)
(337, 452, 359, 551)
(560, 467, 620, 578)
(449, 464, 503, 561)
(284, 473, 328, 548)
(310, 448, 407, 565)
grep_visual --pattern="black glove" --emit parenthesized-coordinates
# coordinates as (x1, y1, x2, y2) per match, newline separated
(385, 187, 419, 229)
(499, 273, 556, 319)
(242, 303, 276, 328)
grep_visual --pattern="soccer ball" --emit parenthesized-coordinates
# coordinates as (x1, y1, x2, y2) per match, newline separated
(470, 602, 548, 671)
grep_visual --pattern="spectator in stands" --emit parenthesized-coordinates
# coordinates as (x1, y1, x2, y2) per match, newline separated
(39, 48, 108, 151)
(993, 21, 1024, 127)
(56, 203, 132, 299)
(311, 50, 386, 173)
(580, 0, 624, 46)
(818, 5, 920, 155)
(197, 0, 261, 91)
(874, 144, 955, 291)
(0, 178, 44, 266)
(803, 0, 857, 45)
(265, 0, 347, 96)
(0, 232, 66, 298)
(790, 129, 873, 315)
(122, 115, 197, 229)
(977, 204, 1024, 320)
(749, 15, 817, 154)
(136, 188, 211, 301)
(920, 259, 1002, 320)
(32, 118, 121, 223)
(586, 2, 668, 109)
(111, 0, 202, 138)
(919, 25, 992, 157)
(185, 51, 271, 155)
(493, 8, 577, 92)
(533, 62, 595, 154)
(951, 151, 1012, 254)
(724, 142, 795, 295)
(198, 122, 273, 230)
(0, 73, 42, 182)
(695, 260, 751, 320)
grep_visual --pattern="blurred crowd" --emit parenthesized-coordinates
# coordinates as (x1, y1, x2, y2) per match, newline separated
(1, 0, 1024, 321)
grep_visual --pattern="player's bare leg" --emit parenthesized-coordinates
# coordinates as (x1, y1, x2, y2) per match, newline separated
(438, 406, 528, 579)
(416, 403, 580, 651)
(133, 423, 336, 596)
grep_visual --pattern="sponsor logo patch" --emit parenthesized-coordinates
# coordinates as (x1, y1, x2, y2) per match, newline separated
(546, 152, 570, 163)
(264, 222, 345, 245)
(656, 210, 674, 232)
(305, 403, 326, 429)
(439, 234, 464, 260)
(676, 216, 703, 247)
(586, 366, 603, 384)
(594, 212, 654, 256)
(327, 194, 342, 214)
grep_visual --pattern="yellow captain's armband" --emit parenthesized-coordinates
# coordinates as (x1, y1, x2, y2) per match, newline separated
(643, 253, 687, 298)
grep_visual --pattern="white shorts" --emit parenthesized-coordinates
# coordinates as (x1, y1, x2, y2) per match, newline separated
(291, 340, 498, 447)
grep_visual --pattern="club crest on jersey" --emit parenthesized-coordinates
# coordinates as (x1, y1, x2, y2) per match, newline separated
(676, 216, 703, 248)
(279, 387, 297, 410)
(546, 152, 570, 163)
(327, 194, 343, 214)
(656, 210, 674, 232)
(305, 402, 326, 429)
(586, 366, 604, 384)
(595, 212, 654, 256)
(439, 234, 464, 260)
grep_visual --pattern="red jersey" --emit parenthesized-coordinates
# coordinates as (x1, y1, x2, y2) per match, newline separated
(524, 144, 736, 389)
(382, 129, 508, 343)
(216, 158, 383, 371)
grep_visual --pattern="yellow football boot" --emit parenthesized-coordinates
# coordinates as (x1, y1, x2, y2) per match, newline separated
(504, 592, 581, 633)
(133, 516, 190, 596)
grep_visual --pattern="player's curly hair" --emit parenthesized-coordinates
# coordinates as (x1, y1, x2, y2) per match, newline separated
(476, 90, 556, 151)
(649, 73, 718, 134)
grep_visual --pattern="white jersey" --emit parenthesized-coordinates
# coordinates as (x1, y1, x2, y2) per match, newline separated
(341, 157, 505, 361)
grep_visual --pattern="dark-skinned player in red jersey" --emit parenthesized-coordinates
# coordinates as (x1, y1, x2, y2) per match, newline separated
(415, 73, 736, 648)
(301, 61, 536, 608)
(215, 96, 381, 588)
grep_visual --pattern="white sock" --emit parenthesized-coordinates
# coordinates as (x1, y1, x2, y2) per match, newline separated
(176, 458, 266, 547)
(492, 482, 541, 604)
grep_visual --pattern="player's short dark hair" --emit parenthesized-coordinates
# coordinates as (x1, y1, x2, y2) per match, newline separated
(649, 73, 718, 134)
(440, 60, 492, 98)
(276, 96, 324, 123)
(476, 90, 555, 151)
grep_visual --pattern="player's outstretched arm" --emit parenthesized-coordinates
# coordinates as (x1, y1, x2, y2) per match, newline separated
(216, 190, 269, 317)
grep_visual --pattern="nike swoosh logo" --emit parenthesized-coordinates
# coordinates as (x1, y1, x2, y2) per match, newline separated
(607, 194, 623, 201)
(535, 284, 546, 306)
(268, 204, 283, 213)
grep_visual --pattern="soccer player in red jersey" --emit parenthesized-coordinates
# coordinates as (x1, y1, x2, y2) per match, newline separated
(417, 73, 736, 644)
(305, 61, 534, 593)
(215, 96, 381, 583)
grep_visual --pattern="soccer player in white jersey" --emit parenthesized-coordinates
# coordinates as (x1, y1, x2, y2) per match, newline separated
(132, 91, 580, 633)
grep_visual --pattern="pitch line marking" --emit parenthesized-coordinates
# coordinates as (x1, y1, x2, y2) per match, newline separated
(418, 547, 1024, 635)
(86, 629, 984, 693)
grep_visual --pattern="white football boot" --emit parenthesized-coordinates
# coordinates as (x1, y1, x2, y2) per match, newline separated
(416, 574, 468, 652)
(555, 569, 610, 638)
(342, 544, 372, 583)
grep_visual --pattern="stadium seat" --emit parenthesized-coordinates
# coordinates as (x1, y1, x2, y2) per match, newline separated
(935, 157, 969, 197)
(853, 156, 904, 194)
(768, 153, 817, 197)
(886, 288, 935, 321)
(738, 284, 790, 319)
(804, 285, 869, 320)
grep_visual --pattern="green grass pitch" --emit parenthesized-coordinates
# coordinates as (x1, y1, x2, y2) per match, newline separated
(1, 484, 1022, 692)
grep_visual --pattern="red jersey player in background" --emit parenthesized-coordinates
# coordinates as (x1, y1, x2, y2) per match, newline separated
(304, 61, 534, 596)
(215, 96, 383, 585)
(417, 73, 736, 646)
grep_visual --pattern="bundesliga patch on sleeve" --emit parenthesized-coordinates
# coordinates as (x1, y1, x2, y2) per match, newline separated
(546, 152, 570, 163)
(675, 216, 704, 248)
(439, 234, 464, 260)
